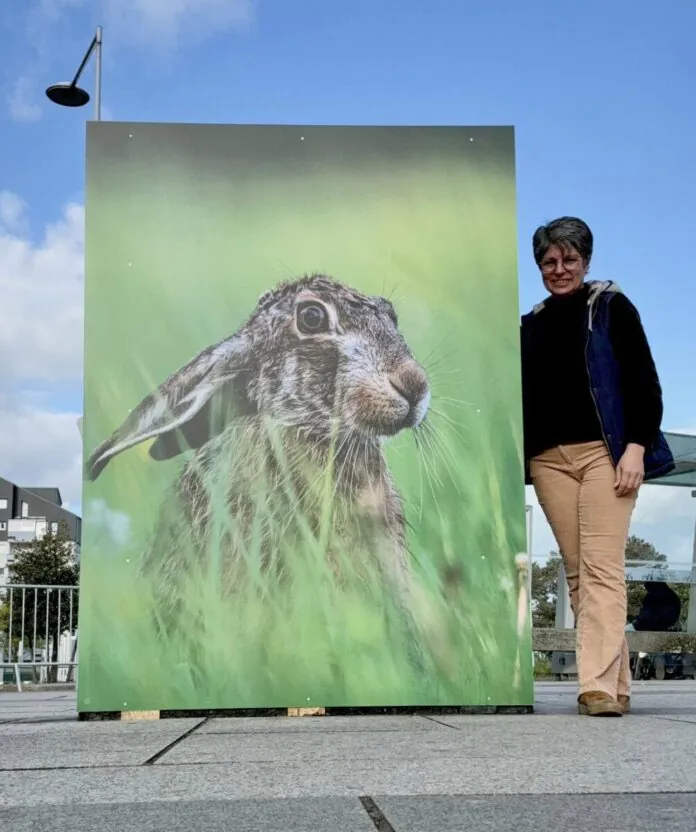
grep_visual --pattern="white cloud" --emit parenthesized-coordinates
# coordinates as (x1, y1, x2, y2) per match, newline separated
(0, 195, 83, 513)
(104, 0, 255, 47)
(0, 194, 85, 509)
(6, 77, 42, 124)
(33, 0, 84, 20)
(0, 392, 82, 510)
(0, 192, 29, 234)
(0, 195, 84, 383)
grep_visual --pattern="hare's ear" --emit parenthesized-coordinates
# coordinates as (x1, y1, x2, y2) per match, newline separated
(84, 333, 252, 482)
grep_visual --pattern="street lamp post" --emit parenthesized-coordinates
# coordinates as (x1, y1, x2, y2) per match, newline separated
(688, 489, 696, 634)
(45, 25, 103, 121)
(525, 504, 534, 598)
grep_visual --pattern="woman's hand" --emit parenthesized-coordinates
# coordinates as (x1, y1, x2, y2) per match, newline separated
(614, 443, 645, 497)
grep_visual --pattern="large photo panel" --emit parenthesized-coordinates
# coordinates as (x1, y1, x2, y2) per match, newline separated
(79, 123, 531, 712)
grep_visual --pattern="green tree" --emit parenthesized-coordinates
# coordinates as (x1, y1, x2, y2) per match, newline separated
(8, 520, 80, 677)
(0, 599, 9, 656)
(531, 552, 561, 628)
(624, 535, 668, 566)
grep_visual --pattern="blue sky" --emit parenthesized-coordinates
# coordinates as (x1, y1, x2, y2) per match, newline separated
(0, 0, 694, 561)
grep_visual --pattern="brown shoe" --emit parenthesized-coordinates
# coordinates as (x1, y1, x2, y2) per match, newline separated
(578, 691, 623, 717)
(618, 695, 630, 714)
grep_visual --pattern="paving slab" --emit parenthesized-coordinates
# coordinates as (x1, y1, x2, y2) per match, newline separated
(199, 714, 439, 734)
(3, 744, 696, 809)
(374, 793, 696, 832)
(0, 691, 77, 724)
(159, 711, 696, 769)
(158, 723, 455, 765)
(2, 680, 696, 814)
(651, 714, 696, 724)
(0, 797, 375, 831)
(4, 793, 695, 831)
(0, 718, 204, 770)
(534, 681, 696, 712)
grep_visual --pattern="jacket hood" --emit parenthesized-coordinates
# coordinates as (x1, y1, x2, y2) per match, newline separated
(530, 279, 623, 316)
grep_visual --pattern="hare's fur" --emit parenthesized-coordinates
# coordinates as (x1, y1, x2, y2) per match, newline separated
(86, 274, 430, 649)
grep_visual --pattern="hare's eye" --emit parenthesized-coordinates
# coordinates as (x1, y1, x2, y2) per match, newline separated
(297, 302, 329, 334)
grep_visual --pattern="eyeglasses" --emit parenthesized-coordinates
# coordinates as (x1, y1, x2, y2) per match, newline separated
(539, 255, 582, 274)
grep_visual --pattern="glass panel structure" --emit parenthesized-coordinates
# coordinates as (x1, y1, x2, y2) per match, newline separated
(649, 432, 696, 488)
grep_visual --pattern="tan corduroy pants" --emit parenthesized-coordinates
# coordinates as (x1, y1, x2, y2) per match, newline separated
(530, 441, 637, 698)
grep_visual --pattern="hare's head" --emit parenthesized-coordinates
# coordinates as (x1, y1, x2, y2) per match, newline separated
(247, 274, 430, 439)
(85, 274, 430, 481)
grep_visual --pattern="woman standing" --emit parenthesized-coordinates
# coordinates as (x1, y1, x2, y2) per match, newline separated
(521, 216, 674, 717)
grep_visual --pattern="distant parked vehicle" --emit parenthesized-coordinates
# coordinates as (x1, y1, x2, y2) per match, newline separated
(630, 652, 696, 681)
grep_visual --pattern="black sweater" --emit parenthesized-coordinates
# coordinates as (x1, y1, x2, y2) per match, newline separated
(522, 284, 664, 461)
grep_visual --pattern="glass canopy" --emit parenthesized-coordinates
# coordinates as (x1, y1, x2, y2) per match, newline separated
(649, 431, 696, 488)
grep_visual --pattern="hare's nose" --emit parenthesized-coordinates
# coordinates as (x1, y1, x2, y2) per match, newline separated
(388, 362, 429, 408)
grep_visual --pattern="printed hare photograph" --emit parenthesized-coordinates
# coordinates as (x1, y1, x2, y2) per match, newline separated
(79, 123, 531, 712)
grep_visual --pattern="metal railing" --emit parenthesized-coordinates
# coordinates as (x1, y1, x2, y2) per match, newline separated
(0, 584, 79, 691)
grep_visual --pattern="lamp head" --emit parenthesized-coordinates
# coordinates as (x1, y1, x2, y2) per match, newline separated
(46, 83, 90, 108)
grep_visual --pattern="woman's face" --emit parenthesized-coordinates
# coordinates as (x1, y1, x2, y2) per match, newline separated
(539, 244, 588, 297)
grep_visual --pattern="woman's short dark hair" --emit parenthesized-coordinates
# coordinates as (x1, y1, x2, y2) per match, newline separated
(532, 216, 593, 266)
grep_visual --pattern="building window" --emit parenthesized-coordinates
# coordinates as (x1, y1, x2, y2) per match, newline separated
(0, 498, 7, 510)
(21, 501, 29, 518)
(0, 522, 6, 530)
(51, 521, 58, 534)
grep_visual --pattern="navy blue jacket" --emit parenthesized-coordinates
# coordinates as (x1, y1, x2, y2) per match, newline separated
(520, 280, 674, 486)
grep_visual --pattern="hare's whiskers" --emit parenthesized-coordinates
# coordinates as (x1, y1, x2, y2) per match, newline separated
(415, 424, 445, 489)
(424, 369, 463, 386)
(420, 420, 463, 497)
(428, 407, 468, 441)
(412, 424, 444, 516)
(423, 352, 460, 377)
(272, 259, 300, 280)
(412, 430, 427, 521)
(420, 331, 454, 368)
(433, 396, 477, 410)
(385, 283, 406, 307)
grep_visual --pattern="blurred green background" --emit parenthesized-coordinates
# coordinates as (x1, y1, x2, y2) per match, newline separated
(79, 123, 532, 712)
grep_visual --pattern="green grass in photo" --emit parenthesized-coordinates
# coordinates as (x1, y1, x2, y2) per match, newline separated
(78, 124, 532, 712)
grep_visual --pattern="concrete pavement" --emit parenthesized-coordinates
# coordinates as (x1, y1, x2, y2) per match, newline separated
(1, 682, 696, 830)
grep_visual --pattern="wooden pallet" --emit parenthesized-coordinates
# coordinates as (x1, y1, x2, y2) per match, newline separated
(119, 707, 324, 720)
(84, 706, 328, 721)
(121, 710, 161, 721)
(287, 707, 326, 717)
(80, 703, 532, 721)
